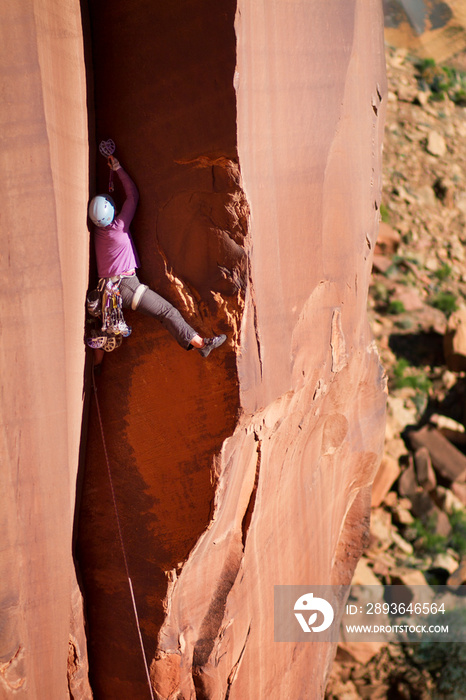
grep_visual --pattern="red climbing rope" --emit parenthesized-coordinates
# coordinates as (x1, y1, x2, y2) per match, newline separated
(91, 367, 155, 700)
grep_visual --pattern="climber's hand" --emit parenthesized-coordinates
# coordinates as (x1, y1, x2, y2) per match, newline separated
(107, 155, 121, 171)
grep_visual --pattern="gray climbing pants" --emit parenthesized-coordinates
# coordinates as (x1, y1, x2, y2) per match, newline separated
(119, 274, 197, 349)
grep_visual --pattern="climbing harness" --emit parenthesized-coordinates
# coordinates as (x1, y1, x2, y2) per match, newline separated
(92, 368, 155, 700)
(99, 139, 116, 192)
(84, 277, 131, 352)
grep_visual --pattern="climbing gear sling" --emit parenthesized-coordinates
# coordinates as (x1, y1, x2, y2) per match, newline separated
(98, 277, 132, 337)
(85, 277, 131, 352)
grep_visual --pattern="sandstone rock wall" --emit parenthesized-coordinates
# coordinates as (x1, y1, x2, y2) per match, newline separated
(153, 1, 388, 698)
(0, 0, 91, 697)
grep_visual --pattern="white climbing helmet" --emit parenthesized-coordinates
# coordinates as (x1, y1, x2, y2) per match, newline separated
(88, 194, 115, 227)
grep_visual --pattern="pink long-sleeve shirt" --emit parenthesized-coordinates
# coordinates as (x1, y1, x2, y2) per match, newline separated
(94, 167, 141, 278)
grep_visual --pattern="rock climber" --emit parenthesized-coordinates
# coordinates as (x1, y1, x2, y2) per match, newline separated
(88, 155, 227, 363)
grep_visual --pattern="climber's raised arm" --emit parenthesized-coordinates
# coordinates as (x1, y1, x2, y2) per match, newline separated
(108, 156, 139, 229)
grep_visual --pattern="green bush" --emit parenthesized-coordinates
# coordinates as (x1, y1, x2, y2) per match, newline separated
(410, 508, 466, 558)
(411, 610, 466, 698)
(411, 515, 447, 555)
(453, 89, 466, 106)
(448, 508, 466, 557)
(380, 203, 390, 223)
(416, 56, 466, 106)
(428, 291, 458, 317)
(433, 263, 452, 281)
(417, 57, 436, 71)
(393, 358, 432, 394)
(387, 299, 406, 315)
(384, 254, 420, 284)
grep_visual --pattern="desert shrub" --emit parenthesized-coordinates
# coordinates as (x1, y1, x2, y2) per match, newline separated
(409, 509, 466, 558)
(453, 88, 466, 106)
(428, 291, 458, 317)
(448, 508, 466, 557)
(410, 515, 447, 555)
(393, 358, 432, 394)
(410, 610, 466, 698)
(387, 299, 406, 315)
(416, 57, 466, 106)
(433, 263, 452, 281)
(380, 203, 390, 223)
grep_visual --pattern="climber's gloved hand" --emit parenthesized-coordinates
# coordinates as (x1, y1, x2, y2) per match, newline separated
(107, 155, 121, 171)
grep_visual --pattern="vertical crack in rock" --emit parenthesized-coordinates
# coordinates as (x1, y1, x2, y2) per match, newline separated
(223, 624, 251, 700)
(247, 258, 263, 380)
(241, 436, 261, 549)
(252, 292, 263, 380)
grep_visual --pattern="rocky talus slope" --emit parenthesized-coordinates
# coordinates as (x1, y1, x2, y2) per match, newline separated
(326, 44, 466, 700)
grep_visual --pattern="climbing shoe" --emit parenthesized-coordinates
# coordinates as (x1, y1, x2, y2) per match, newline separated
(198, 334, 227, 357)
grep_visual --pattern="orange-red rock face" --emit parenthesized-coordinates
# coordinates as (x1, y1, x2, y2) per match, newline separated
(153, 2, 387, 698)
(0, 0, 91, 697)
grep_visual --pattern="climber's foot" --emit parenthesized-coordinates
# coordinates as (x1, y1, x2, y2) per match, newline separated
(198, 334, 227, 357)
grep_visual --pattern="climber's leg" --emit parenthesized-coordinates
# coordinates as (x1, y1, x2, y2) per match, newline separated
(120, 274, 227, 355)
(120, 275, 198, 349)
(137, 289, 200, 349)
